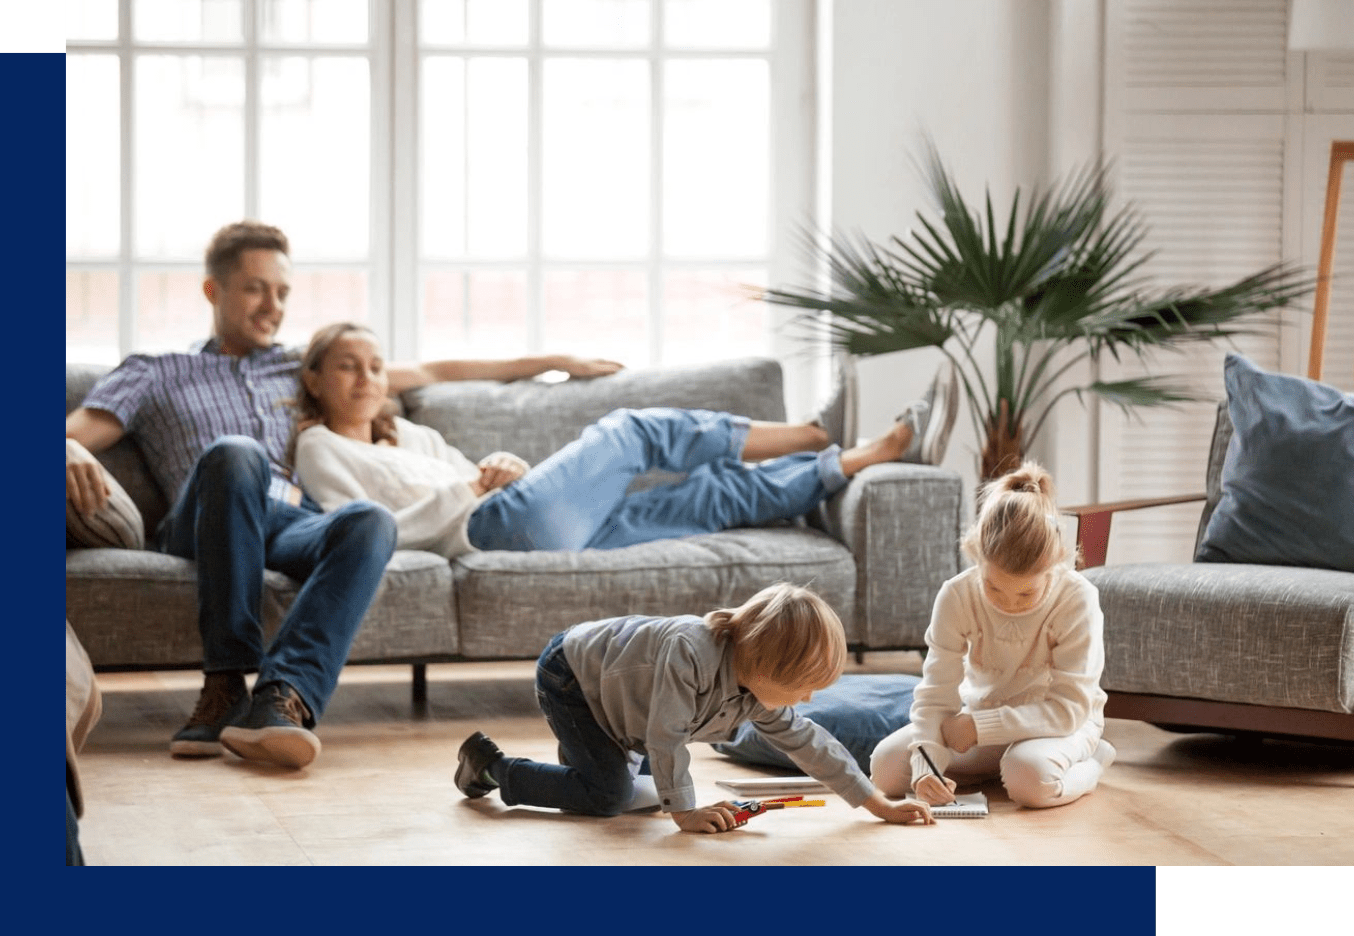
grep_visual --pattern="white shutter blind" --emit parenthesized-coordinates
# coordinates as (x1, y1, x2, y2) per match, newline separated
(1106, 0, 1294, 114)
(1306, 53, 1354, 112)
(1101, 0, 1296, 564)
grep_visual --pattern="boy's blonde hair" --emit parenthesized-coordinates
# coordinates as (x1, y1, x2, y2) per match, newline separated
(961, 460, 1071, 575)
(705, 582, 846, 689)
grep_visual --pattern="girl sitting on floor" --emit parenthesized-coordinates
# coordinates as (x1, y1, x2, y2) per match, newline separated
(869, 461, 1116, 809)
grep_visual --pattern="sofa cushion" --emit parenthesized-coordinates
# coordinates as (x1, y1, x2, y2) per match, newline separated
(265, 550, 458, 661)
(1086, 562, 1354, 714)
(452, 526, 857, 658)
(67, 363, 171, 535)
(65, 454, 145, 550)
(402, 357, 788, 465)
(1193, 401, 1233, 553)
(711, 672, 920, 773)
(1195, 353, 1354, 572)
(66, 548, 454, 668)
(66, 549, 227, 668)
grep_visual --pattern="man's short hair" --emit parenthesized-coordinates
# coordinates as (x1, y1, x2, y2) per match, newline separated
(204, 221, 290, 282)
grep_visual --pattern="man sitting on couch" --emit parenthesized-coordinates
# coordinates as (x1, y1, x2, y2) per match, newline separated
(64, 219, 621, 770)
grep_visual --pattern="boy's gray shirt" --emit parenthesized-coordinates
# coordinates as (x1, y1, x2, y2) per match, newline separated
(562, 614, 875, 813)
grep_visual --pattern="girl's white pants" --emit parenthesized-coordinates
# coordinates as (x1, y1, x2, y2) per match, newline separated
(869, 719, 1114, 809)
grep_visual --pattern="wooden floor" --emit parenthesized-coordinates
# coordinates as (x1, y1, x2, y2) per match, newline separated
(75, 652, 1354, 866)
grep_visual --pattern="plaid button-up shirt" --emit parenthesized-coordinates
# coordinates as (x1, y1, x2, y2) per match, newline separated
(82, 338, 304, 504)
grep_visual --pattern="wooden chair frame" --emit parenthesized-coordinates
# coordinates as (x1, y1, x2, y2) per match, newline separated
(1309, 139, 1353, 382)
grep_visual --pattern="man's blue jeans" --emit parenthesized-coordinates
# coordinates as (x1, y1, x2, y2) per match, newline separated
(157, 436, 397, 722)
(493, 632, 638, 816)
(467, 407, 848, 551)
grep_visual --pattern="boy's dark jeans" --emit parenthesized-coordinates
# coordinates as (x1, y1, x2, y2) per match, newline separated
(495, 632, 638, 816)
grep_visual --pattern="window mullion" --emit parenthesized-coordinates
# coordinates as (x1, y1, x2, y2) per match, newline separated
(527, 0, 544, 354)
(119, 0, 136, 358)
(383, 0, 416, 360)
(648, 2, 664, 367)
(244, 0, 259, 218)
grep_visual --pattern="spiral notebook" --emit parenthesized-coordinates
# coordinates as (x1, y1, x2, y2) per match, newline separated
(931, 792, 988, 818)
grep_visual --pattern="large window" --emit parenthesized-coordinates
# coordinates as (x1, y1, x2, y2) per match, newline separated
(65, 0, 811, 370)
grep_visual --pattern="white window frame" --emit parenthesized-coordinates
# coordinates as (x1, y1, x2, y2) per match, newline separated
(66, 0, 818, 400)
(65, 0, 387, 358)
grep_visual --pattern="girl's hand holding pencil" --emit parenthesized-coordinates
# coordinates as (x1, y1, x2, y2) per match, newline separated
(915, 745, 959, 806)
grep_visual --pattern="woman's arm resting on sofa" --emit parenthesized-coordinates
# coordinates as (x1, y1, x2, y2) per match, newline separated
(386, 355, 624, 394)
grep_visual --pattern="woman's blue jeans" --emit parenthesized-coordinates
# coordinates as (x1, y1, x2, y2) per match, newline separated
(493, 633, 638, 816)
(156, 436, 397, 722)
(467, 407, 847, 551)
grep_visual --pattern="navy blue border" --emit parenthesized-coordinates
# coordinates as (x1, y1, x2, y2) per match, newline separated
(8, 49, 65, 870)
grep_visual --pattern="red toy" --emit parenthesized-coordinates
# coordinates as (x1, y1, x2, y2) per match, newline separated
(729, 795, 827, 828)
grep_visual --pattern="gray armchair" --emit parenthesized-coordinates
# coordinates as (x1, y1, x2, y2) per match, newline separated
(1063, 402, 1354, 743)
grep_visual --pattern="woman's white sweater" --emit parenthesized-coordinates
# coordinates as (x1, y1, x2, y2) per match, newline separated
(294, 417, 524, 558)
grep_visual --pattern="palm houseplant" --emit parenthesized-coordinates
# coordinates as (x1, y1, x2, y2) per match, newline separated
(756, 141, 1313, 480)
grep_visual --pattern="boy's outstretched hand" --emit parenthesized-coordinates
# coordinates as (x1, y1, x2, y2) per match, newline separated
(671, 802, 742, 834)
(863, 789, 936, 825)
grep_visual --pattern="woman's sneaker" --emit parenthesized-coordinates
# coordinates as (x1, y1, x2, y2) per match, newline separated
(219, 681, 321, 769)
(898, 362, 959, 465)
(920, 361, 959, 465)
(810, 353, 858, 449)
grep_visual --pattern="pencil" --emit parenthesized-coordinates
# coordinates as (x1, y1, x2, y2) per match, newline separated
(762, 799, 826, 809)
(918, 746, 957, 805)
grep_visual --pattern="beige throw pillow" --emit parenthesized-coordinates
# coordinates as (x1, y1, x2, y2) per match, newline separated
(66, 461, 145, 550)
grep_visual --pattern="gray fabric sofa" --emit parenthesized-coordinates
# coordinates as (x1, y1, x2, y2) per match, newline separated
(1067, 404, 1354, 742)
(66, 356, 964, 696)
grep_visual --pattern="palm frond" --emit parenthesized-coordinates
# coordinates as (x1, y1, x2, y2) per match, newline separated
(753, 137, 1314, 475)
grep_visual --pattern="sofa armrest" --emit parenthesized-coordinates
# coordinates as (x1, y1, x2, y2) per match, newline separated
(815, 463, 964, 649)
(1060, 494, 1206, 569)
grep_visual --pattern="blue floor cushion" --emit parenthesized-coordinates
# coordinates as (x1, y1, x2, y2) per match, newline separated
(713, 672, 920, 773)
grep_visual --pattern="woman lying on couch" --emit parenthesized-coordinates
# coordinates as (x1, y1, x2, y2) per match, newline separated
(290, 322, 932, 557)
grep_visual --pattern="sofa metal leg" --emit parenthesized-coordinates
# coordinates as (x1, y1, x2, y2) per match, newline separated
(412, 663, 427, 712)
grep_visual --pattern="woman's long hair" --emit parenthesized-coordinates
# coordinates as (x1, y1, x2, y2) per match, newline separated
(286, 322, 399, 466)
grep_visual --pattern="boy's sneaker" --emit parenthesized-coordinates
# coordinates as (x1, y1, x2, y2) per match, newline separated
(170, 672, 250, 758)
(219, 681, 321, 769)
(810, 352, 858, 450)
(455, 731, 504, 798)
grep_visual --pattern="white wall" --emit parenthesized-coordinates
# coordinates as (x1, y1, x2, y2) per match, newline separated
(824, 0, 1099, 506)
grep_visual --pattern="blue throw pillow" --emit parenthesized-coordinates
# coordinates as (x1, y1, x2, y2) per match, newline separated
(1195, 353, 1354, 572)
(711, 673, 919, 773)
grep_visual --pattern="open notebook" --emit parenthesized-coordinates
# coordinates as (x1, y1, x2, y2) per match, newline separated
(931, 791, 988, 818)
